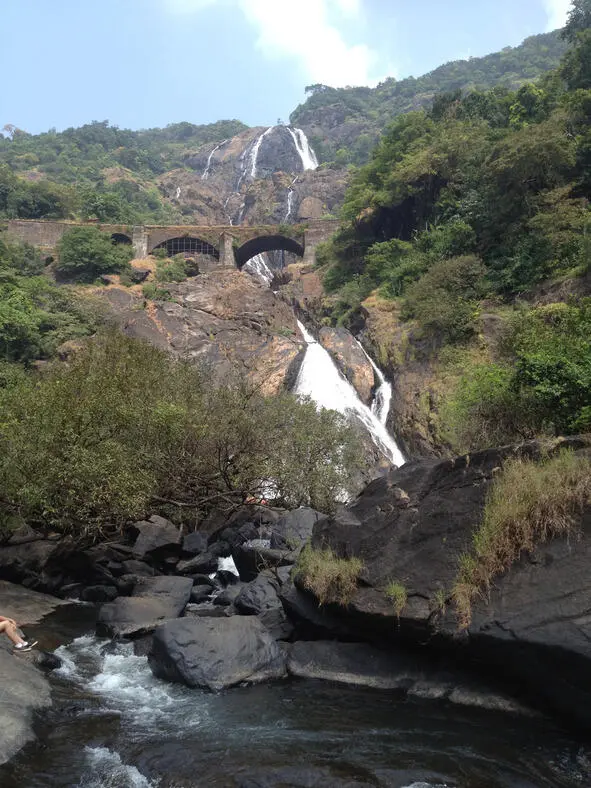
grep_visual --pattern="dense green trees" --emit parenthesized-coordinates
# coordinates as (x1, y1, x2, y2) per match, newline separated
(319, 24, 591, 451)
(291, 32, 567, 165)
(55, 226, 133, 282)
(0, 332, 363, 538)
(0, 239, 103, 363)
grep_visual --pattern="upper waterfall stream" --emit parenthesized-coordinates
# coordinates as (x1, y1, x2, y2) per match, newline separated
(295, 320, 405, 467)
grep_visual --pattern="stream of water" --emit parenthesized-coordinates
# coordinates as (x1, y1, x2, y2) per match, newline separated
(1, 623, 588, 788)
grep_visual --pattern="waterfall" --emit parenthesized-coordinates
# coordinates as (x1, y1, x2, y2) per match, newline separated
(201, 139, 228, 180)
(295, 321, 405, 467)
(244, 254, 274, 286)
(284, 176, 298, 222)
(287, 127, 319, 171)
(175, 186, 181, 199)
(352, 337, 393, 426)
(249, 127, 274, 179)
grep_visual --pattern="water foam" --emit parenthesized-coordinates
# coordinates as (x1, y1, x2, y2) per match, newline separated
(78, 746, 157, 788)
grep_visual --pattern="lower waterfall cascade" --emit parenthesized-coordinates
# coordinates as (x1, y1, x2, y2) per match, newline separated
(294, 320, 405, 467)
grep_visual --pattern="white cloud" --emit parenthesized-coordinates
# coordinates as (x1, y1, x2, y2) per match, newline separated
(163, 0, 387, 87)
(543, 0, 572, 31)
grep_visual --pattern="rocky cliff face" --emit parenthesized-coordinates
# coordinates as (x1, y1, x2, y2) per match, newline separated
(155, 126, 348, 228)
(100, 272, 305, 396)
(301, 435, 591, 731)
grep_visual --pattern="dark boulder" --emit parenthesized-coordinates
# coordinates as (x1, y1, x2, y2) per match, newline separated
(190, 584, 213, 603)
(213, 584, 244, 607)
(121, 559, 155, 577)
(306, 436, 591, 731)
(232, 541, 293, 582)
(0, 540, 58, 590)
(235, 572, 281, 616)
(270, 508, 325, 551)
(131, 515, 181, 560)
(182, 531, 208, 556)
(80, 585, 118, 605)
(96, 575, 193, 638)
(148, 616, 286, 690)
(176, 551, 219, 575)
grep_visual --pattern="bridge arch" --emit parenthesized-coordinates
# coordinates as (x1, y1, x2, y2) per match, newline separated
(235, 235, 304, 268)
(111, 232, 132, 245)
(151, 236, 219, 260)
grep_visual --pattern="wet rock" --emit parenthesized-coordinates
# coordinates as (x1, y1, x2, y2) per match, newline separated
(121, 559, 155, 577)
(148, 616, 286, 690)
(259, 606, 294, 641)
(96, 575, 193, 638)
(35, 651, 63, 671)
(279, 581, 355, 640)
(232, 542, 293, 582)
(318, 326, 375, 404)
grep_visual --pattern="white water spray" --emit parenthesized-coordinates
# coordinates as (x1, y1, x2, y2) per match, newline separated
(295, 321, 405, 467)
(287, 127, 318, 171)
(202, 139, 228, 180)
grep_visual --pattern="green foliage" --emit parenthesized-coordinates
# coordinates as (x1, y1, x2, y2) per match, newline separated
(385, 580, 408, 617)
(0, 240, 103, 363)
(0, 332, 364, 537)
(142, 282, 172, 301)
(291, 32, 567, 165)
(402, 256, 488, 343)
(56, 226, 133, 282)
(453, 449, 591, 628)
(563, 0, 591, 43)
(294, 545, 363, 606)
(155, 255, 189, 283)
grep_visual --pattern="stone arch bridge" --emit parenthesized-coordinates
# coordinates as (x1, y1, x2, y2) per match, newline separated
(3, 219, 339, 271)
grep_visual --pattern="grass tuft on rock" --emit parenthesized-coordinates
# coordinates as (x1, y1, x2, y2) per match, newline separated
(453, 449, 591, 629)
(385, 580, 407, 617)
(294, 545, 363, 607)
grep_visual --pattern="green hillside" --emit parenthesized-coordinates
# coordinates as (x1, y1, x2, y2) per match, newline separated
(291, 31, 567, 165)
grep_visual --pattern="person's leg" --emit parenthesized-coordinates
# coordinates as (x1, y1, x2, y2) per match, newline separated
(0, 620, 25, 646)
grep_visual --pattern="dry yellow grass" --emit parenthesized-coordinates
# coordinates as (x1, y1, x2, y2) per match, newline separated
(453, 449, 591, 628)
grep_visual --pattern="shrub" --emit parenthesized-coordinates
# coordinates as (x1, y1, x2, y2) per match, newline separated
(0, 332, 364, 538)
(402, 255, 488, 343)
(453, 449, 591, 628)
(155, 255, 188, 283)
(55, 226, 133, 283)
(294, 545, 363, 606)
(440, 363, 542, 453)
(142, 282, 172, 301)
(385, 580, 407, 617)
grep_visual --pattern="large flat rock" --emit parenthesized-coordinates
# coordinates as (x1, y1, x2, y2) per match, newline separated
(0, 582, 70, 765)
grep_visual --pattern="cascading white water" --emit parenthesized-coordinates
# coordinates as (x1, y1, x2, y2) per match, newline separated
(352, 336, 393, 426)
(295, 321, 405, 467)
(244, 253, 275, 286)
(284, 176, 298, 222)
(287, 127, 319, 171)
(201, 139, 228, 180)
(249, 127, 274, 178)
(175, 186, 181, 199)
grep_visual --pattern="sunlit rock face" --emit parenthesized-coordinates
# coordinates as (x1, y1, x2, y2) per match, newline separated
(156, 126, 347, 228)
(101, 271, 305, 396)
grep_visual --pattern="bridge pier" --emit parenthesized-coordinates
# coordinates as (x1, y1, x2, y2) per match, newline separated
(219, 231, 237, 268)
(132, 226, 148, 259)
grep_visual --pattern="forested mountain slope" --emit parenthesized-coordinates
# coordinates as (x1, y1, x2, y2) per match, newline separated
(291, 31, 567, 164)
(314, 11, 591, 458)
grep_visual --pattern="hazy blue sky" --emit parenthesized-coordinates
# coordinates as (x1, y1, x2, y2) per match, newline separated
(0, 0, 572, 134)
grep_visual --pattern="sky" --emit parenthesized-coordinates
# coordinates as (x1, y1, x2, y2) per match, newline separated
(0, 0, 573, 135)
